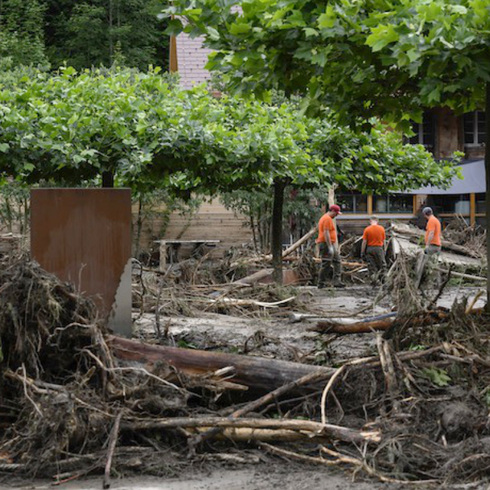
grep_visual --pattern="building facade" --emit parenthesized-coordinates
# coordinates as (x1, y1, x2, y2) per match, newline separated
(169, 34, 486, 236)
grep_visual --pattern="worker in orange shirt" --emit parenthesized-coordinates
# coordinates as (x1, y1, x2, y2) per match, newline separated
(360, 216, 386, 284)
(415, 207, 442, 287)
(315, 204, 345, 289)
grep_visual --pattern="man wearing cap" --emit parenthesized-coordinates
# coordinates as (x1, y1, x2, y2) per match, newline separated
(416, 207, 442, 287)
(360, 216, 387, 284)
(316, 204, 345, 288)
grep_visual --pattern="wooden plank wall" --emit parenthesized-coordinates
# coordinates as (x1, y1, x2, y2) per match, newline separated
(134, 200, 253, 259)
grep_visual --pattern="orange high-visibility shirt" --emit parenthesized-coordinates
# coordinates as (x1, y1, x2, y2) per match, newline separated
(362, 224, 385, 247)
(316, 213, 337, 244)
(425, 215, 442, 246)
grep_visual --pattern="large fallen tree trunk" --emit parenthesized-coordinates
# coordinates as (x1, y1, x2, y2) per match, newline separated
(109, 336, 335, 392)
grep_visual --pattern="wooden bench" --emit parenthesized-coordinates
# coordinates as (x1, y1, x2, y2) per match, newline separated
(155, 239, 221, 270)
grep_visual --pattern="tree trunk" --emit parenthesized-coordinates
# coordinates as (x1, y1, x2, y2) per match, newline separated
(486, 81, 490, 310)
(102, 171, 115, 188)
(135, 195, 143, 258)
(328, 185, 337, 207)
(108, 335, 334, 392)
(271, 179, 285, 284)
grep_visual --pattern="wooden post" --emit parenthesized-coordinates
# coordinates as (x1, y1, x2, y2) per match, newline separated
(367, 194, 373, 215)
(470, 193, 476, 226)
(159, 240, 167, 272)
(169, 36, 178, 73)
(413, 195, 417, 215)
(271, 179, 285, 284)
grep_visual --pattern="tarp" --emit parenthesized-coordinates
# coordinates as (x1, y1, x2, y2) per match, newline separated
(404, 159, 485, 195)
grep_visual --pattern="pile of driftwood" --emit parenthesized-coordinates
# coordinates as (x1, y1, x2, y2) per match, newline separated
(1, 255, 490, 486)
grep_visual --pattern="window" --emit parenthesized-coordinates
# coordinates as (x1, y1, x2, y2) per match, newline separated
(463, 111, 486, 146)
(373, 194, 413, 214)
(336, 192, 368, 213)
(431, 194, 470, 214)
(408, 111, 436, 150)
(475, 193, 486, 214)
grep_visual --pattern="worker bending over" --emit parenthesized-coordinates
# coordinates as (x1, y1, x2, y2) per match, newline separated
(361, 215, 387, 285)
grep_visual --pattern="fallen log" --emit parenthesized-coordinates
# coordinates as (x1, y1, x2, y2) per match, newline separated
(205, 296, 296, 308)
(122, 416, 380, 444)
(282, 227, 317, 258)
(391, 223, 481, 258)
(311, 310, 450, 334)
(312, 307, 484, 335)
(189, 427, 326, 443)
(233, 268, 273, 285)
(313, 319, 395, 334)
(434, 267, 485, 282)
(108, 336, 335, 392)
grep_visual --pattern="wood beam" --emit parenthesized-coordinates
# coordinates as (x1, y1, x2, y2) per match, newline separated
(169, 36, 178, 73)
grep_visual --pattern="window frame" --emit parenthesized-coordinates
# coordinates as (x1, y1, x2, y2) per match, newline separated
(408, 112, 436, 150)
(463, 111, 486, 147)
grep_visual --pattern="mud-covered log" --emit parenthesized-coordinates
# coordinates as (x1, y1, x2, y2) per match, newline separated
(108, 336, 334, 392)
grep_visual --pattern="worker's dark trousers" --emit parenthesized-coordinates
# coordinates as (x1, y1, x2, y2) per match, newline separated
(366, 246, 387, 283)
(415, 245, 441, 288)
(318, 243, 341, 286)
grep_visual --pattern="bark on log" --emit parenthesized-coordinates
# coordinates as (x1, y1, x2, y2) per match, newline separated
(391, 223, 481, 258)
(108, 336, 334, 392)
(313, 319, 395, 334)
(282, 227, 317, 258)
(312, 310, 453, 334)
(122, 416, 380, 444)
(313, 307, 485, 335)
(434, 267, 485, 282)
(189, 427, 325, 443)
(233, 268, 273, 285)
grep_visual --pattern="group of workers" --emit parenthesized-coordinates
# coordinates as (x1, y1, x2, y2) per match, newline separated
(315, 204, 442, 288)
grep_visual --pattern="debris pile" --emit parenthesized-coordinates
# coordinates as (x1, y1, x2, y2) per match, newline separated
(2, 250, 490, 487)
(443, 214, 486, 259)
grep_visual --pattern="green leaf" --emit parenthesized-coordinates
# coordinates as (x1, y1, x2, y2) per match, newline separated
(304, 28, 319, 38)
(207, 27, 220, 41)
(318, 5, 336, 29)
(421, 367, 451, 387)
(230, 23, 251, 35)
(366, 25, 400, 52)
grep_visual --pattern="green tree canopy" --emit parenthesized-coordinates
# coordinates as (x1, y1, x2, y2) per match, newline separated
(0, 0, 47, 66)
(44, 0, 169, 70)
(0, 66, 454, 194)
(165, 0, 489, 125)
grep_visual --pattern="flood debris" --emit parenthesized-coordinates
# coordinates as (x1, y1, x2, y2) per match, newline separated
(1, 246, 490, 487)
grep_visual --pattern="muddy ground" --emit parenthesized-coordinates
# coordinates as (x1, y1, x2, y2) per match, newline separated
(2, 465, 390, 490)
(134, 284, 486, 364)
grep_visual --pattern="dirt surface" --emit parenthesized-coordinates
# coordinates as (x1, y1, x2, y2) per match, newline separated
(2, 464, 389, 490)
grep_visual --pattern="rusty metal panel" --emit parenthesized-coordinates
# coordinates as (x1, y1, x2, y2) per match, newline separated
(31, 188, 132, 336)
